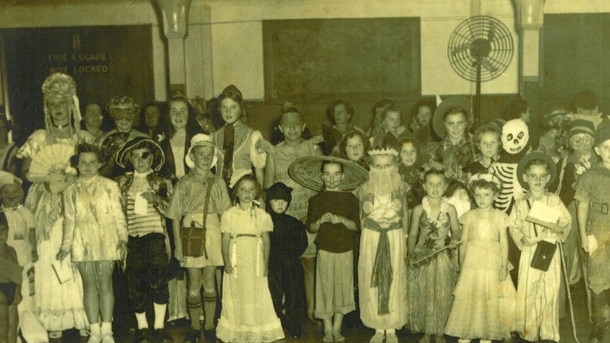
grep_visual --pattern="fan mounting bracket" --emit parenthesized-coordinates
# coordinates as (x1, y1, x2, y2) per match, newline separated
(470, 38, 491, 60)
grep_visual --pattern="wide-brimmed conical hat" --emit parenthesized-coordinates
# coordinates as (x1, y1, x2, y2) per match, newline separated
(288, 155, 368, 192)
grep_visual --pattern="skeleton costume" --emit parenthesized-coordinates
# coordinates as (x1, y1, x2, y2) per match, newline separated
(490, 119, 530, 213)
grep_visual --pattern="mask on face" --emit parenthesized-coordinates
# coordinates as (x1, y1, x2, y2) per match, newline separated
(501, 119, 529, 155)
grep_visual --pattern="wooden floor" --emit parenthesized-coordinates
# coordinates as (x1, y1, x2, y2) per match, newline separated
(56, 280, 593, 343)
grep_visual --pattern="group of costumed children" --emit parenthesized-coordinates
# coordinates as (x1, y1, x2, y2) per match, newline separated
(5, 76, 610, 343)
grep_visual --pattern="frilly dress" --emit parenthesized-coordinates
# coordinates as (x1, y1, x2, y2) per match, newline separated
(18, 129, 93, 331)
(445, 208, 516, 340)
(61, 175, 128, 262)
(216, 205, 284, 342)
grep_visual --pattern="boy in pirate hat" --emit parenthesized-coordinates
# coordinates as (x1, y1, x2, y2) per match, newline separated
(115, 137, 174, 343)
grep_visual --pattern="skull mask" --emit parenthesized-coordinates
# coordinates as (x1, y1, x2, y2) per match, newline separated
(501, 119, 529, 155)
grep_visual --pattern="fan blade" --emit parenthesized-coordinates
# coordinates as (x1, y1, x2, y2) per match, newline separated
(488, 21, 496, 43)
(451, 43, 472, 56)
(481, 58, 498, 73)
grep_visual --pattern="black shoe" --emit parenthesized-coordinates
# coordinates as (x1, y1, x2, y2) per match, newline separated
(183, 329, 200, 343)
(168, 318, 190, 329)
(286, 322, 302, 338)
(154, 328, 174, 343)
(203, 329, 217, 343)
(135, 328, 153, 343)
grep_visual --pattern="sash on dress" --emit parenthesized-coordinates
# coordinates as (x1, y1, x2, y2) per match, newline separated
(364, 217, 402, 315)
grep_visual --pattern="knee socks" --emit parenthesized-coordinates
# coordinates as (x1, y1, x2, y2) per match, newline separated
(203, 291, 217, 330)
(187, 293, 203, 331)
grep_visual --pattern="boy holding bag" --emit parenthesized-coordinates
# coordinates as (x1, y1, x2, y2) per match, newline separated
(166, 134, 231, 343)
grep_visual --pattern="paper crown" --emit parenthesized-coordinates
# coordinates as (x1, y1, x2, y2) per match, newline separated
(368, 148, 399, 157)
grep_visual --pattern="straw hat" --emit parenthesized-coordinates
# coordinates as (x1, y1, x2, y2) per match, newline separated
(516, 151, 557, 189)
(288, 156, 368, 192)
(432, 96, 471, 138)
(115, 137, 165, 171)
(185, 133, 218, 169)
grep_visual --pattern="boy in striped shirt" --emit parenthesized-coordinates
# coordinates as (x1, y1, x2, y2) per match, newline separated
(115, 137, 174, 343)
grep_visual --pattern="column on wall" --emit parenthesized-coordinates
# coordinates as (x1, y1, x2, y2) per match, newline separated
(514, 0, 545, 126)
(155, 0, 192, 97)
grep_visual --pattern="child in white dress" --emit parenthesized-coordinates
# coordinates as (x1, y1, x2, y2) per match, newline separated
(217, 174, 284, 343)
(445, 174, 516, 343)
(58, 143, 128, 343)
(0, 172, 35, 343)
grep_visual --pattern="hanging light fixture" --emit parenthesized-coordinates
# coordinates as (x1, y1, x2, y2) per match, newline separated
(155, 0, 192, 38)
(514, 0, 546, 29)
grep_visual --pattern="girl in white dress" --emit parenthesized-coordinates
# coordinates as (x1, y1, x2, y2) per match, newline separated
(217, 174, 284, 343)
(445, 174, 516, 343)
(58, 143, 127, 343)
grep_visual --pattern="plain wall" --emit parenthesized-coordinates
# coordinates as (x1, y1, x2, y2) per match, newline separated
(1, 0, 602, 100)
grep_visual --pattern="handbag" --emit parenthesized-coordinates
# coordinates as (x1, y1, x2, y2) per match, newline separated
(527, 199, 557, 272)
(530, 239, 557, 271)
(180, 178, 214, 258)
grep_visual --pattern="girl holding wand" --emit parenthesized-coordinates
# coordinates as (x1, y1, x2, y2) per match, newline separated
(407, 166, 461, 343)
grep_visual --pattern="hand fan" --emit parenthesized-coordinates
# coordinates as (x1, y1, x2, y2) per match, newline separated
(27, 143, 76, 183)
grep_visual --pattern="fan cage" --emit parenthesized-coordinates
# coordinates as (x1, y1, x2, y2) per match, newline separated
(447, 15, 514, 82)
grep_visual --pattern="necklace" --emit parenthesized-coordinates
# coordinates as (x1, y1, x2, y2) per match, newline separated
(52, 122, 70, 129)
(422, 196, 449, 227)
